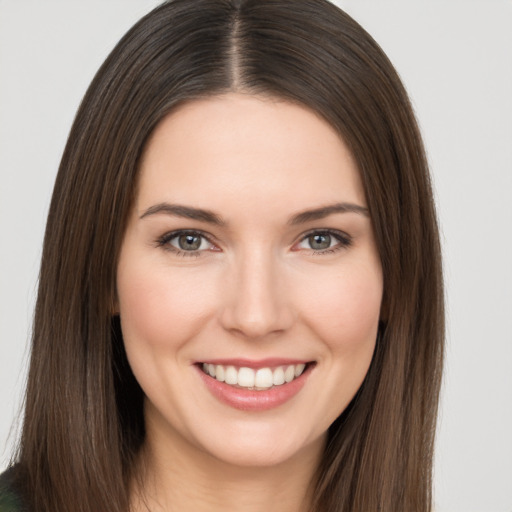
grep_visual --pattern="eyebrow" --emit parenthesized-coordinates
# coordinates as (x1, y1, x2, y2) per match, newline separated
(140, 203, 226, 225)
(139, 201, 369, 226)
(288, 202, 369, 225)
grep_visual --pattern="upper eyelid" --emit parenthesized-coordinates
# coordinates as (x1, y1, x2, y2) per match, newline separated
(294, 229, 352, 256)
(157, 228, 351, 251)
(298, 228, 351, 241)
(161, 229, 216, 243)
(300, 227, 349, 236)
(159, 227, 350, 239)
(156, 229, 218, 253)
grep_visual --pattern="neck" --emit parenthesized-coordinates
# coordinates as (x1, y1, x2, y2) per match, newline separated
(130, 411, 324, 512)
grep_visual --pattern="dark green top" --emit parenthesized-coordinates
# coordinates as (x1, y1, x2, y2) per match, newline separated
(0, 468, 25, 512)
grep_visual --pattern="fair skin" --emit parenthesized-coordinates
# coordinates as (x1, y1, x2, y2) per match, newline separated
(117, 93, 383, 512)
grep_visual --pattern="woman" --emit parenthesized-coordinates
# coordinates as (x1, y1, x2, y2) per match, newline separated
(0, 0, 444, 511)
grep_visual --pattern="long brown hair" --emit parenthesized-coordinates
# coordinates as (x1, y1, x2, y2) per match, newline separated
(12, 1, 444, 511)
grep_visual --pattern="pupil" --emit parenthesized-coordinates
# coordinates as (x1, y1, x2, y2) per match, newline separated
(310, 234, 331, 250)
(179, 234, 201, 250)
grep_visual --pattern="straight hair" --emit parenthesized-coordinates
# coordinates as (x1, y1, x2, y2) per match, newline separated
(12, 1, 444, 511)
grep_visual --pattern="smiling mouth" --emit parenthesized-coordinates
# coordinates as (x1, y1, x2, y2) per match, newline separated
(199, 362, 313, 391)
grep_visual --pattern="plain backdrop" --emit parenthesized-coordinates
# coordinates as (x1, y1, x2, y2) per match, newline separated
(0, 1, 511, 511)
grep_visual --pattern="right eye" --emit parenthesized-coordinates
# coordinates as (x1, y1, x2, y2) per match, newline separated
(157, 230, 216, 256)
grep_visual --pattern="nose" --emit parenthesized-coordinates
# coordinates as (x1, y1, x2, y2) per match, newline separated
(219, 249, 295, 339)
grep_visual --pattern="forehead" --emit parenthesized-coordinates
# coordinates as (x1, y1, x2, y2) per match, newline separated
(136, 93, 366, 214)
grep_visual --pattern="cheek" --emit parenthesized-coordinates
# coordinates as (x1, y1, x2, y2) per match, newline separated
(298, 260, 383, 352)
(116, 261, 219, 354)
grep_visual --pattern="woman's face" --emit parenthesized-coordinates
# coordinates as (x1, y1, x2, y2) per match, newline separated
(117, 93, 383, 469)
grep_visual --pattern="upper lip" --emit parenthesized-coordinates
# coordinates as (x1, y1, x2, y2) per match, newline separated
(196, 358, 313, 369)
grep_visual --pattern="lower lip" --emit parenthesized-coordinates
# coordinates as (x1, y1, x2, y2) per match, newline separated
(196, 364, 313, 411)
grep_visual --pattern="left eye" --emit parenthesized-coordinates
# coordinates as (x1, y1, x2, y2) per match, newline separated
(296, 231, 350, 252)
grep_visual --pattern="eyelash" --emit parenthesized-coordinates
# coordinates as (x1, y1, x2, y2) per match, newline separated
(156, 230, 217, 257)
(297, 229, 352, 255)
(155, 229, 352, 257)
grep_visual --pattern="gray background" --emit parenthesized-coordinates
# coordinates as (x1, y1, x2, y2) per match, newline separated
(1, 1, 511, 511)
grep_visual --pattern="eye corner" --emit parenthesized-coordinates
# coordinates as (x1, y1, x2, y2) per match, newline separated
(155, 229, 219, 256)
(292, 228, 352, 255)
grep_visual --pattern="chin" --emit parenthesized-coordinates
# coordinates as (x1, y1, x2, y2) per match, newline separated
(200, 430, 324, 470)
(187, 411, 327, 470)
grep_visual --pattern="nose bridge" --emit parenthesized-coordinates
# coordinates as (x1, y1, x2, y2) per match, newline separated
(220, 244, 293, 338)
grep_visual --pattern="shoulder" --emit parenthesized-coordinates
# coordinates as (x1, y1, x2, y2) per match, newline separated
(0, 467, 27, 512)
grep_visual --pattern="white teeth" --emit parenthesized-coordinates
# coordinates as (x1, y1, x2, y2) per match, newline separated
(225, 365, 238, 385)
(272, 367, 285, 385)
(294, 363, 306, 377)
(284, 365, 295, 383)
(255, 368, 273, 389)
(238, 367, 255, 387)
(215, 364, 225, 382)
(202, 362, 308, 390)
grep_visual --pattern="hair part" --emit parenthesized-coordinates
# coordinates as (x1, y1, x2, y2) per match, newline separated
(13, 1, 444, 511)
